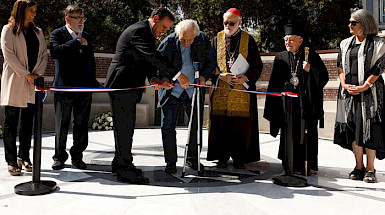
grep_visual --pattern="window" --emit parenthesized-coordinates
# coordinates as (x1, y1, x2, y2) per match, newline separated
(380, 0, 385, 23)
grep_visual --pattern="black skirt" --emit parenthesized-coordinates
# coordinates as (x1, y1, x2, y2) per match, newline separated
(334, 95, 385, 159)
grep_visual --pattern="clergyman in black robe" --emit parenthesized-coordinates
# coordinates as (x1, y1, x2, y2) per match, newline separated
(263, 25, 329, 174)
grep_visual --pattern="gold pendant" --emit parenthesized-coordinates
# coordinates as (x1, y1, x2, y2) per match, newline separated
(290, 73, 299, 87)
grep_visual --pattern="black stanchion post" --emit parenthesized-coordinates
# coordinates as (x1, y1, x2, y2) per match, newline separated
(271, 83, 307, 187)
(15, 77, 57, 195)
(284, 91, 294, 175)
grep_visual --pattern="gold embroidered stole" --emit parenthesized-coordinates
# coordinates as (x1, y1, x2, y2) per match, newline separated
(211, 30, 250, 117)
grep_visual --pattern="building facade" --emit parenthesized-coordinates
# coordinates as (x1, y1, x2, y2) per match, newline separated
(362, 0, 385, 28)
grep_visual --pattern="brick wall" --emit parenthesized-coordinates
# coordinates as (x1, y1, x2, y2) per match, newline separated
(0, 50, 339, 100)
(41, 55, 111, 78)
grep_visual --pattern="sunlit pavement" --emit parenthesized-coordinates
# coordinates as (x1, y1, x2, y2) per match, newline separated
(1, 128, 384, 215)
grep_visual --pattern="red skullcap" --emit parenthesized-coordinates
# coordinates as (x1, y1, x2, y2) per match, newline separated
(226, 8, 241, 18)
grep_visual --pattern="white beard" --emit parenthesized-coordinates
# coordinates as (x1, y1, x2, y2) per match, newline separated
(224, 28, 239, 36)
(72, 25, 84, 33)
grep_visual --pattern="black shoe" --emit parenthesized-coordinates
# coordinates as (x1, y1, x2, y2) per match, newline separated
(349, 168, 366, 180)
(233, 163, 245, 169)
(217, 160, 228, 168)
(117, 169, 149, 185)
(71, 160, 87, 169)
(186, 161, 204, 171)
(112, 164, 143, 175)
(165, 162, 177, 174)
(52, 160, 65, 170)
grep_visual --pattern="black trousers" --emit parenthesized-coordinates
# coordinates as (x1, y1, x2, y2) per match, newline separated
(53, 92, 92, 162)
(109, 90, 143, 170)
(3, 104, 35, 164)
(160, 91, 204, 164)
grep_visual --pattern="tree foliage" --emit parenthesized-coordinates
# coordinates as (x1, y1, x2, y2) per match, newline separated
(160, 0, 359, 52)
(0, 0, 156, 50)
(0, 0, 359, 51)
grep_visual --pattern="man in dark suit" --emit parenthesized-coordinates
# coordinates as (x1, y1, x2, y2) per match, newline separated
(50, 5, 100, 170)
(105, 7, 174, 184)
(157, 19, 216, 174)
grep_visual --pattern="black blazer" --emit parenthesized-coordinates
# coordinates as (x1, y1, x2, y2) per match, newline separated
(105, 19, 176, 88)
(50, 26, 99, 88)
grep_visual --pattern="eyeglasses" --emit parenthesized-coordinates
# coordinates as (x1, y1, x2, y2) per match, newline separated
(69, 16, 87, 22)
(349, 21, 360, 26)
(224, 21, 236, 26)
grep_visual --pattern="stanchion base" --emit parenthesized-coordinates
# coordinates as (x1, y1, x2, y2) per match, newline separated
(272, 174, 308, 187)
(15, 180, 57, 196)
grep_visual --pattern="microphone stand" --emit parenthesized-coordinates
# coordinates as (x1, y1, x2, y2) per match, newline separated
(182, 62, 203, 177)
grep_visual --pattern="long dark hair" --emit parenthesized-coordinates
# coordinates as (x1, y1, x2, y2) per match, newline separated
(8, 0, 38, 35)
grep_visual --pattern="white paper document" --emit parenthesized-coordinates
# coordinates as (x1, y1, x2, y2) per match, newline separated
(230, 54, 250, 89)
(230, 54, 249, 76)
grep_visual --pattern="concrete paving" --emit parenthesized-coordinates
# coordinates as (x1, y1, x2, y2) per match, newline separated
(1, 128, 385, 215)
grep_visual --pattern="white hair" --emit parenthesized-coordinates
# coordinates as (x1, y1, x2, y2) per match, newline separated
(175, 19, 200, 36)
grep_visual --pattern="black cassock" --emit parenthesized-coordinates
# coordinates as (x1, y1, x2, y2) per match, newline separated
(263, 47, 329, 172)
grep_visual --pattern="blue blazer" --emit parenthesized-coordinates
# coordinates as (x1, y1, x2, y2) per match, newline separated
(157, 32, 217, 106)
(50, 26, 99, 88)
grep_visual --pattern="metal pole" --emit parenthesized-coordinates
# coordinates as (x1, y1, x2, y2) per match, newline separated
(196, 75, 201, 174)
(15, 77, 57, 195)
(271, 83, 307, 187)
(32, 77, 43, 183)
(181, 88, 196, 177)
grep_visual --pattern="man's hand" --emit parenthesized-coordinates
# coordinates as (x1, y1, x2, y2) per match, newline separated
(219, 73, 234, 86)
(161, 77, 174, 90)
(199, 76, 206, 85)
(232, 74, 248, 85)
(150, 77, 162, 90)
(77, 38, 88, 46)
(25, 73, 38, 85)
(303, 62, 311, 72)
(177, 73, 190, 89)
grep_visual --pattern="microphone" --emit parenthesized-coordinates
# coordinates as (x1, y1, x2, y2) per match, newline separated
(193, 62, 201, 84)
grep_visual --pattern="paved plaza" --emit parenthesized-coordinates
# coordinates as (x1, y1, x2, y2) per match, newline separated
(0, 128, 385, 215)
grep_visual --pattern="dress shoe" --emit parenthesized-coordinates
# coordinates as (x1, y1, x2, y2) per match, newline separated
(186, 160, 204, 171)
(71, 160, 87, 169)
(117, 169, 149, 185)
(112, 164, 143, 175)
(52, 160, 65, 170)
(216, 160, 228, 168)
(165, 162, 177, 174)
(233, 163, 245, 169)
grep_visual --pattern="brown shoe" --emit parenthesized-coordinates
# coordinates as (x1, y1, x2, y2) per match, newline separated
(17, 158, 33, 172)
(8, 162, 21, 176)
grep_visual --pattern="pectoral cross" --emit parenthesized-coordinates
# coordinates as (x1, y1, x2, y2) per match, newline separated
(228, 58, 234, 68)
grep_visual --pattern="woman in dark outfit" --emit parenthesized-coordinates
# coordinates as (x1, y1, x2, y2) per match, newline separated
(334, 9, 385, 183)
(1, 0, 47, 175)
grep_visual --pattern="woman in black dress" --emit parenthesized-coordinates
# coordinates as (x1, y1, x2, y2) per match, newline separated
(334, 9, 385, 183)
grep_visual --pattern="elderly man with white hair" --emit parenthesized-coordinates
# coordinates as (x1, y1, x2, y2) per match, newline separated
(157, 19, 217, 174)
